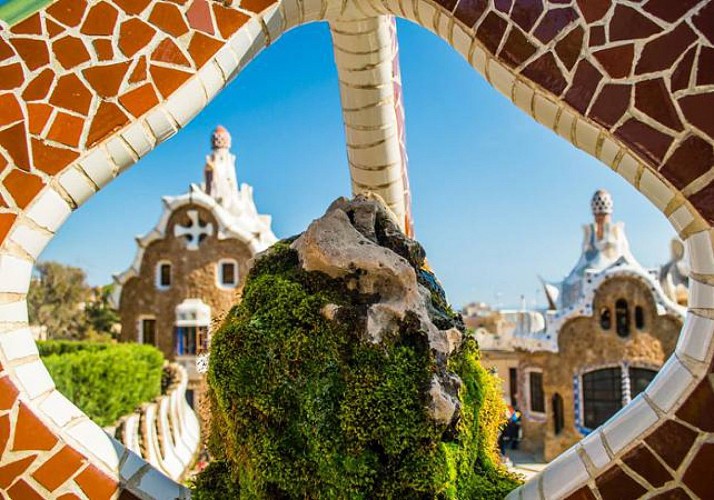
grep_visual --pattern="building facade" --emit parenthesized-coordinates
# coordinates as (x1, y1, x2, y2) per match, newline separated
(470, 191, 685, 461)
(114, 127, 277, 404)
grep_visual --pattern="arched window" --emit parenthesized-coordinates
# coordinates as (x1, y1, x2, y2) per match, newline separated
(552, 393, 564, 435)
(528, 370, 545, 414)
(582, 368, 622, 429)
(615, 299, 629, 337)
(599, 307, 611, 330)
(156, 261, 171, 289)
(635, 306, 645, 330)
(217, 259, 238, 288)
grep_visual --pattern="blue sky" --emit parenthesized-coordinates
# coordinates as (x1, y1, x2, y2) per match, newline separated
(39, 19, 675, 309)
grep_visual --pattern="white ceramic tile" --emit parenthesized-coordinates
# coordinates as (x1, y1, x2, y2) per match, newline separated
(687, 230, 714, 274)
(38, 390, 84, 427)
(645, 356, 694, 413)
(66, 419, 120, 471)
(0, 254, 33, 294)
(617, 153, 639, 185)
(513, 81, 534, 115)
(533, 95, 559, 129)
(416, 2, 437, 30)
(58, 167, 95, 206)
(264, 4, 284, 40)
(166, 78, 206, 128)
(0, 300, 28, 323)
(669, 205, 694, 234)
(106, 137, 136, 173)
(214, 45, 240, 83)
(581, 431, 611, 469)
(676, 313, 714, 362)
(9, 223, 51, 260)
(471, 46, 487, 75)
(602, 395, 658, 455)
(489, 61, 515, 99)
(599, 137, 621, 167)
(0, 328, 38, 361)
(121, 122, 153, 158)
(78, 148, 114, 188)
(519, 473, 542, 500)
(452, 25, 471, 59)
(575, 119, 599, 156)
(145, 107, 176, 144)
(14, 359, 55, 399)
(25, 188, 71, 233)
(640, 170, 674, 211)
(556, 108, 575, 140)
(198, 61, 224, 101)
(542, 448, 590, 498)
(689, 280, 714, 309)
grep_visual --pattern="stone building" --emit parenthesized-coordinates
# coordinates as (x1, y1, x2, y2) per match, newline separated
(113, 126, 277, 405)
(470, 190, 685, 461)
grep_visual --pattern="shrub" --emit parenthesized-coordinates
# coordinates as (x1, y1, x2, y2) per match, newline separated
(195, 242, 521, 498)
(41, 342, 164, 427)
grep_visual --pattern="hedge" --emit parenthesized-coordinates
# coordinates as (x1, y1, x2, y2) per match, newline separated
(40, 342, 165, 427)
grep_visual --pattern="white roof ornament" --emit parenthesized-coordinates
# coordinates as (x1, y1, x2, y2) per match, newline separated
(591, 189, 614, 215)
(174, 210, 214, 251)
(175, 298, 211, 327)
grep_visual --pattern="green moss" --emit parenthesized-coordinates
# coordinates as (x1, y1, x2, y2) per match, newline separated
(194, 242, 521, 498)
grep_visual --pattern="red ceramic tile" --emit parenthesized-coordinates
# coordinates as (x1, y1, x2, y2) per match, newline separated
(32, 139, 80, 174)
(93, 39, 115, 61)
(149, 2, 190, 37)
(649, 488, 691, 500)
(555, 26, 584, 70)
(499, 26, 537, 68)
(57, 494, 83, 500)
(682, 443, 714, 499)
(636, 23, 697, 75)
(0, 414, 9, 455)
(129, 56, 148, 83)
(635, 78, 683, 131)
(0, 63, 25, 91)
(114, 0, 152, 15)
(119, 83, 160, 118)
(476, 11, 508, 55)
(563, 487, 597, 500)
(6, 479, 44, 500)
(10, 14, 42, 35)
(0, 214, 17, 245)
(74, 464, 119, 500)
(533, 6, 577, 44)
(83, 62, 131, 98)
(187, 32, 223, 68)
(692, 1, 714, 45)
(0, 123, 31, 171)
(45, 18, 66, 38)
(86, 101, 130, 147)
(688, 182, 714, 224)
(49, 74, 93, 116)
(3, 169, 44, 209)
(588, 25, 606, 47)
(118, 18, 157, 58)
(615, 118, 674, 165)
(511, 0, 544, 32)
(0, 376, 19, 411)
(47, 112, 85, 147)
(678, 93, 714, 141)
(213, 3, 249, 39)
(576, 0, 610, 23)
(609, 5, 662, 41)
(593, 44, 634, 79)
(53, 35, 91, 70)
(595, 465, 647, 500)
(10, 38, 50, 71)
(0, 39, 14, 61)
(32, 445, 85, 492)
(81, 1, 119, 36)
(564, 59, 602, 114)
(239, 0, 279, 13)
(46, 0, 88, 28)
(696, 47, 714, 86)
(622, 445, 672, 488)
(149, 64, 192, 98)
(0, 93, 23, 128)
(643, 0, 699, 23)
(27, 104, 53, 136)
(671, 47, 696, 92)
(187, 0, 215, 35)
(22, 68, 55, 102)
(453, 0, 488, 27)
(522, 52, 567, 96)
(659, 135, 713, 190)
(152, 38, 191, 67)
(0, 455, 37, 489)
(674, 379, 714, 432)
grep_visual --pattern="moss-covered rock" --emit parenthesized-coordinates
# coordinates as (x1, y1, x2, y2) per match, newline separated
(193, 196, 521, 499)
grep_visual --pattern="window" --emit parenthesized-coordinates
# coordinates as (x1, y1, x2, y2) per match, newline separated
(529, 371, 545, 413)
(629, 367, 656, 399)
(141, 318, 156, 346)
(156, 261, 171, 289)
(599, 307, 611, 330)
(582, 368, 622, 429)
(509, 367, 518, 407)
(552, 393, 564, 435)
(615, 299, 630, 337)
(635, 306, 645, 330)
(175, 325, 209, 355)
(218, 259, 238, 288)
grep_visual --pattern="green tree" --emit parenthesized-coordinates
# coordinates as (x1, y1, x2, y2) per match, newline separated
(85, 284, 120, 339)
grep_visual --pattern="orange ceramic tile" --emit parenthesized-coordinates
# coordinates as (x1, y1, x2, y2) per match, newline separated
(74, 465, 119, 500)
(86, 102, 130, 147)
(152, 38, 191, 67)
(7, 479, 44, 500)
(32, 445, 85, 492)
(187, 0, 215, 35)
(0, 213, 17, 245)
(118, 18, 157, 58)
(10, 14, 42, 35)
(149, 64, 192, 98)
(149, 2, 189, 37)
(81, 1, 119, 36)
(129, 56, 148, 83)
(9, 38, 50, 71)
(0, 456, 38, 489)
(93, 39, 115, 61)
(0, 39, 15, 61)
(114, 0, 153, 15)
(0, 123, 31, 171)
(45, 18, 66, 38)
(53, 35, 91, 70)
(46, 0, 88, 28)
(57, 494, 82, 500)
(188, 32, 223, 68)
(0, 63, 25, 91)
(49, 74, 93, 116)
(0, 376, 19, 411)
(22, 68, 55, 102)
(32, 139, 80, 174)
(213, 3, 249, 39)
(119, 83, 160, 118)
(83, 62, 131, 98)
(0, 414, 9, 456)
(2, 170, 44, 208)
(0, 93, 23, 128)
(12, 403, 59, 452)
(240, 0, 277, 14)
(47, 112, 85, 147)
